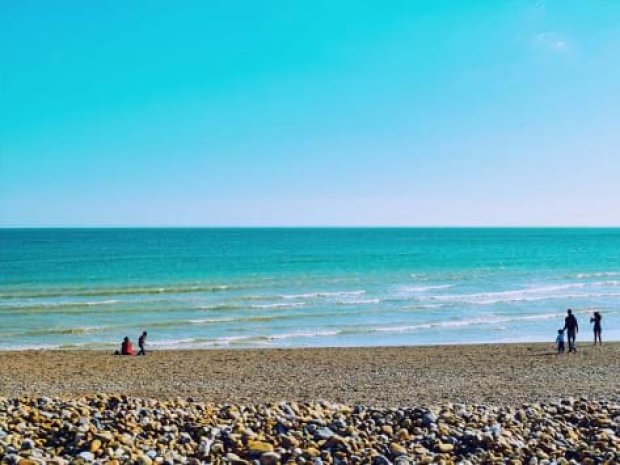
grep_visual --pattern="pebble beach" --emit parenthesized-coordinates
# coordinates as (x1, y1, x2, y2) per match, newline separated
(1, 343, 619, 464)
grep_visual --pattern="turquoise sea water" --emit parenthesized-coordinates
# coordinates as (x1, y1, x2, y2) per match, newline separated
(1, 228, 619, 350)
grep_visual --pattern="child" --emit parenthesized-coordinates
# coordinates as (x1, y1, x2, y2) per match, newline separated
(555, 329, 565, 353)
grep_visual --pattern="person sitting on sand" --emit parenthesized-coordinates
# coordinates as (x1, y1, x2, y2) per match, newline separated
(137, 331, 147, 355)
(121, 336, 136, 356)
(563, 309, 578, 353)
(555, 329, 565, 354)
(590, 311, 602, 346)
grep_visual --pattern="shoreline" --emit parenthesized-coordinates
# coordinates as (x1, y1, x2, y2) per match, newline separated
(4, 333, 620, 352)
(2, 342, 619, 406)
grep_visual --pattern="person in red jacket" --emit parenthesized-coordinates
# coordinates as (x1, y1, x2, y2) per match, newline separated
(121, 336, 136, 355)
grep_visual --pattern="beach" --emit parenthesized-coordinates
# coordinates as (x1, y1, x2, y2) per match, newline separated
(2, 343, 619, 405)
(2, 343, 619, 464)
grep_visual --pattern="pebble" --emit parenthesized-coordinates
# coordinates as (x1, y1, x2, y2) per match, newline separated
(0, 396, 617, 464)
(77, 451, 95, 461)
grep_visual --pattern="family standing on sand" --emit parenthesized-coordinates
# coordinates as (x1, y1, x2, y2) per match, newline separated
(556, 309, 603, 354)
(115, 331, 147, 356)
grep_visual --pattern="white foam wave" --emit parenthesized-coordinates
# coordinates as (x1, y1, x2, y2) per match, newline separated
(17, 325, 108, 337)
(336, 298, 381, 305)
(198, 303, 242, 311)
(250, 302, 306, 309)
(398, 284, 452, 293)
(266, 330, 341, 340)
(150, 338, 202, 348)
(576, 271, 620, 279)
(0, 299, 123, 310)
(281, 290, 366, 300)
(420, 282, 620, 305)
(404, 304, 444, 309)
(188, 317, 236, 324)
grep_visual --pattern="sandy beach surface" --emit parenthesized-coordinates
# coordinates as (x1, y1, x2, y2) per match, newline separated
(1, 342, 619, 406)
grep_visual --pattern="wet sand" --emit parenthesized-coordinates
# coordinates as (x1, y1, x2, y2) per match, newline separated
(1, 342, 619, 406)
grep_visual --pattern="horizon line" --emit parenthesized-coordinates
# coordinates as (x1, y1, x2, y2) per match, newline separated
(2, 225, 620, 229)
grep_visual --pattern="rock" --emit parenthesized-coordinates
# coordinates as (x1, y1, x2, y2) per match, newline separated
(372, 455, 392, 465)
(211, 442, 225, 454)
(21, 439, 35, 450)
(436, 443, 453, 453)
(422, 413, 437, 426)
(95, 431, 113, 442)
(77, 451, 95, 462)
(0, 396, 617, 465)
(389, 443, 407, 457)
(89, 439, 101, 453)
(248, 440, 274, 455)
(260, 452, 281, 465)
(136, 456, 153, 465)
(227, 453, 250, 465)
(281, 435, 300, 448)
(304, 448, 321, 458)
(316, 427, 335, 439)
(48, 459, 66, 465)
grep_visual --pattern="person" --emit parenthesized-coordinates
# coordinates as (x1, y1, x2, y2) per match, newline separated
(555, 329, 565, 354)
(138, 331, 147, 356)
(563, 309, 578, 353)
(121, 336, 136, 356)
(590, 311, 602, 346)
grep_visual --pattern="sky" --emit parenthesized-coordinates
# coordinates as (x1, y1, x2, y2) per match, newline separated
(1, 1, 620, 227)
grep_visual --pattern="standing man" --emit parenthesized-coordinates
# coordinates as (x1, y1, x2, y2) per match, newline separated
(138, 331, 147, 356)
(563, 309, 578, 353)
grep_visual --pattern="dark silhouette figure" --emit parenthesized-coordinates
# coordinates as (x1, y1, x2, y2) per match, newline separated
(555, 329, 565, 353)
(590, 312, 602, 346)
(563, 309, 578, 353)
(121, 336, 136, 355)
(138, 331, 147, 355)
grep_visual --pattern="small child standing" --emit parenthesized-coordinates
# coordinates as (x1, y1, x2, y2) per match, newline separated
(556, 329, 565, 353)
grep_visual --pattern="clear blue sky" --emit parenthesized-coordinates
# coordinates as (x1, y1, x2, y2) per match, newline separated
(2, 1, 619, 226)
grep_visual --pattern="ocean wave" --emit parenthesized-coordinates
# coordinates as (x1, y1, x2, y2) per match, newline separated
(0, 284, 236, 300)
(199, 303, 243, 311)
(231, 295, 277, 302)
(398, 284, 453, 293)
(150, 330, 342, 348)
(403, 304, 445, 310)
(280, 290, 366, 300)
(336, 298, 381, 305)
(250, 302, 306, 309)
(264, 330, 341, 340)
(150, 335, 271, 348)
(0, 299, 123, 311)
(188, 317, 236, 324)
(419, 282, 620, 305)
(14, 326, 108, 337)
(576, 271, 620, 279)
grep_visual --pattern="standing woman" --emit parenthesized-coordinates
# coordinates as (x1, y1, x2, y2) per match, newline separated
(590, 311, 602, 346)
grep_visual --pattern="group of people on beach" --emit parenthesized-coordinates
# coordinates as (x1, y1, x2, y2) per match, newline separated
(110, 311, 604, 356)
(555, 309, 602, 354)
(115, 331, 147, 356)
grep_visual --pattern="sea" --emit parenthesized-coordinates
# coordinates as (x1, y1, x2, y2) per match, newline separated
(1, 228, 619, 351)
